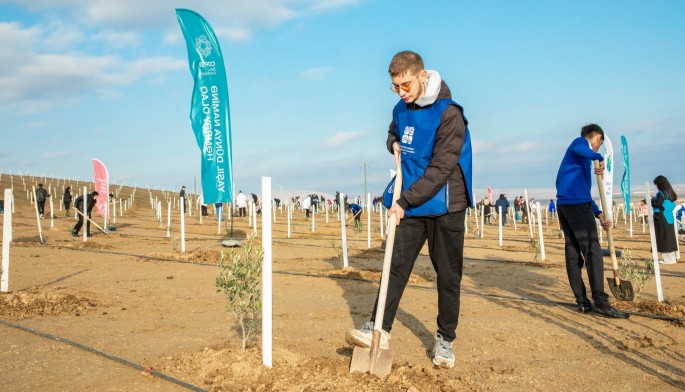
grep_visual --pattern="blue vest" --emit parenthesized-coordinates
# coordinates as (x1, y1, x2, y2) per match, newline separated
(654, 191, 675, 224)
(384, 98, 473, 217)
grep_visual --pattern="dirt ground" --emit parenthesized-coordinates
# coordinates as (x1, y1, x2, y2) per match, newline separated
(1, 175, 684, 392)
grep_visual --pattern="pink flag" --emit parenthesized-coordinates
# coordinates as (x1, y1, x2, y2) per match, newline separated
(92, 158, 109, 218)
(487, 186, 492, 204)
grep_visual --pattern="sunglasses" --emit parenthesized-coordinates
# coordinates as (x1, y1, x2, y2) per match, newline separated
(390, 75, 420, 93)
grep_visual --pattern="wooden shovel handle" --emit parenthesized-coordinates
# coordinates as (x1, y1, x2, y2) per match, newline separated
(594, 160, 619, 281)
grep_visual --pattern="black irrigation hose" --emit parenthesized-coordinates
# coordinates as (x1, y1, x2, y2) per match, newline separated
(0, 318, 206, 392)
(19, 243, 685, 323)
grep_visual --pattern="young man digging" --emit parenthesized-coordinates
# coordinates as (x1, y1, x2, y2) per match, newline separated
(345, 50, 473, 368)
(555, 124, 629, 319)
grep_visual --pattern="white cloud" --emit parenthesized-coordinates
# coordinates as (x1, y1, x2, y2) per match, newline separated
(90, 30, 141, 48)
(1, 1, 364, 42)
(0, 22, 186, 114)
(41, 151, 73, 159)
(326, 131, 365, 147)
(299, 67, 334, 80)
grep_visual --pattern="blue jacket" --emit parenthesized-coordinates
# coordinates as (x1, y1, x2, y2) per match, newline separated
(349, 203, 362, 214)
(555, 137, 603, 215)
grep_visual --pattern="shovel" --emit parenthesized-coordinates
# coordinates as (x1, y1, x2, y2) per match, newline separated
(594, 160, 634, 301)
(73, 208, 110, 235)
(350, 154, 402, 377)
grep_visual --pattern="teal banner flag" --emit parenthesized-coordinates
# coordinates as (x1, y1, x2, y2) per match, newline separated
(176, 9, 233, 203)
(620, 135, 630, 213)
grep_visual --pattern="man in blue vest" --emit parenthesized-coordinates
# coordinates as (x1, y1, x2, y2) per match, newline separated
(346, 50, 472, 369)
(556, 124, 629, 319)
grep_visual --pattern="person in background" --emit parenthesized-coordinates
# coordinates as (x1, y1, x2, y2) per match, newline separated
(197, 194, 208, 217)
(555, 123, 628, 319)
(302, 194, 312, 218)
(236, 190, 248, 217)
(548, 199, 557, 221)
(72, 191, 99, 237)
(346, 202, 363, 222)
(651, 175, 678, 264)
(35, 183, 50, 219)
(640, 199, 648, 226)
(179, 186, 187, 214)
(63, 187, 73, 217)
(494, 194, 510, 225)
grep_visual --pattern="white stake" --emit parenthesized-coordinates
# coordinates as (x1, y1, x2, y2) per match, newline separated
(480, 204, 485, 238)
(536, 202, 546, 261)
(674, 212, 681, 261)
(629, 210, 633, 238)
(253, 202, 257, 235)
(32, 186, 43, 244)
(167, 201, 171, 238)
(83, 186, 87, 242)
(379, 205, 384, 238)
(645, 182, 663, 301)
(287, 205, 291, 239)
(50, 195, 55, 228)
(312, 203, 316, 233)
(340, 193, 348, 268)
(261, 177, 273, 368)
(498, 206, 502, 247)
(524, 189, 533, 238)
(112, 197, 116, 224)
(367, 193, 371, 249)
(1, 189, 11, 292)
(180, 196, 185, 252)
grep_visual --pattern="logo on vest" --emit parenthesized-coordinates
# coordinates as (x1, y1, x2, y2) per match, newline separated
(401, 126, 414, 145)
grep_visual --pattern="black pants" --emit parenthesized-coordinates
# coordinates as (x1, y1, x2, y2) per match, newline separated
(74, 214, 91, 235)
(37, 201, 46, 215)
(201, 205, 208, 216)
(557, 203, 609, 307)
(371, 210, 466, 342)
(305, 208, 310, 218)
(239, 207, 246, 217)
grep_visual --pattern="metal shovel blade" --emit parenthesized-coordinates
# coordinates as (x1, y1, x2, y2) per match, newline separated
(350, 346, 393, 378)
(607, 277, 635, 301)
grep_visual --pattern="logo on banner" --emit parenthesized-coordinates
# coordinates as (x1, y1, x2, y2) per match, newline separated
(195, 35, 212, 56)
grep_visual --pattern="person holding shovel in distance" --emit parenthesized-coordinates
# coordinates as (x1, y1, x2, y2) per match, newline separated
(555, 124, 629, 319)
(346, 202, 363, 223)
(71, 191, 99, 237)
(345, 50, 473, 369)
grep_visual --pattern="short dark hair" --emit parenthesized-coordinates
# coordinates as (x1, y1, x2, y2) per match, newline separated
(580, 123, 604, 141)
(388, 50, 424, 77)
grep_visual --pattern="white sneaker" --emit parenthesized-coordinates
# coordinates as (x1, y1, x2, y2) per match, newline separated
(345, 321, 390, 349)
(431, 333, 455, 368)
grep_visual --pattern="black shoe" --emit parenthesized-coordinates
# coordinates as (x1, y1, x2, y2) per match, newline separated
(577, 301, 594, 314)
(594, 305, 630, 319)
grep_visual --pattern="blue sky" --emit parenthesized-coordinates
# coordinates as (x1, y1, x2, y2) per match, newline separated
(1, 0, 684, 200)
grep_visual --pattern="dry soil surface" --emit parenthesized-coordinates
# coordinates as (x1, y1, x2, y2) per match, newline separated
(1, 176, 684, 391)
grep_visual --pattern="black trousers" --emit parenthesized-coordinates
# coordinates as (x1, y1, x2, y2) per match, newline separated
(557, 203, 609, 307)
(239, 207, 246, 217)
(201, 205, 208, 216)
(37, 201, 46, 215)
(371, 210, 466, 342)
(73, 214, 91, 235)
